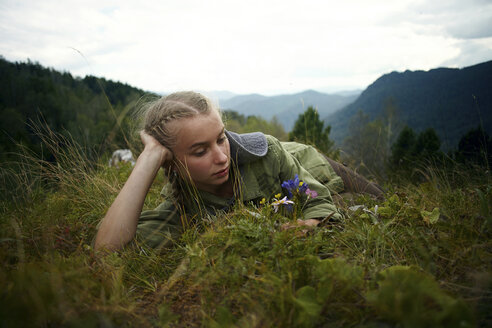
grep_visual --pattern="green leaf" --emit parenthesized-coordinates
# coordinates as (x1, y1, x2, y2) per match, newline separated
(294, 286, 322, 317)
(421, 207, 440, 224)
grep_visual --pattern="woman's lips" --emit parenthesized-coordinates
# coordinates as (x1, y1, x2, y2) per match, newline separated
(214, 167, 229, 177)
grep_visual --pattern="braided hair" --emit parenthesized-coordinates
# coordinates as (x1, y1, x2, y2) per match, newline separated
(143, 91, 216, 149)
(141, 91, 221, 210)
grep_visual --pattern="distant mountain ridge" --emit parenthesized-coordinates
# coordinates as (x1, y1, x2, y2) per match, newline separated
(324, 60, 492, 150)
(219, 89, 359, 131)
(201, 90, 238, 101)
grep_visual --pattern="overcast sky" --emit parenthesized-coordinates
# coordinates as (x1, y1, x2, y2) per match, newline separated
(1, 0, 491, 95)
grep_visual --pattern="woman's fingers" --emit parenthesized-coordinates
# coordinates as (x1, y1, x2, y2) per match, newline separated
(299, 219, 321, 227)
(139, 130, 173, 165)
(140, 130, 159, 146)
(280, 218, 320, 231)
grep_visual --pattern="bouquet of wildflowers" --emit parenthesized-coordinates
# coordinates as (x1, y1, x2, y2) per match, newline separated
(260, 174, 318, 219)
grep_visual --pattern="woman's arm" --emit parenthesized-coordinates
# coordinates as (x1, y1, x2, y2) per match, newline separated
(94, 132, 172, 252)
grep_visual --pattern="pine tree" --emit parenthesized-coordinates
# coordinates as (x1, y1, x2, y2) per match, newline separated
(389, 126, 443, 178)
(455, 126, 492, 167)
(390, 126, 417, 170)
(288, 106, 338, 158)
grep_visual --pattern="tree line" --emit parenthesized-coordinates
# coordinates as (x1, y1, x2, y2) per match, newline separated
(0, 57, 145, 162)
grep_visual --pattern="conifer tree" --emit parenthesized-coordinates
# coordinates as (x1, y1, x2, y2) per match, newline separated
(389, 125, 417, 170)
(455, 126, 492, 167)
(289, 106, 338, 158)
(389, 126, 443, 177)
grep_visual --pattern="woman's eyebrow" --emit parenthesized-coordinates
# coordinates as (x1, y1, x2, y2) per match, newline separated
(189, 127, 225, 150)
(189, 141, 207, 150)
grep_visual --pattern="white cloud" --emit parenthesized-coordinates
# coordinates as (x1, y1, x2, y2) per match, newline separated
(442, 38, 492, 68)
(0, 0, 491, 95)
(396, 0, 492, 39)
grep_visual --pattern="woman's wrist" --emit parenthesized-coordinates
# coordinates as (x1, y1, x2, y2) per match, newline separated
(139, 146, 169, 169)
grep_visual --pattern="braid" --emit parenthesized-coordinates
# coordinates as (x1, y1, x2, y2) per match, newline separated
(139, 91, 219, 202)
(142, 92, 216, 148)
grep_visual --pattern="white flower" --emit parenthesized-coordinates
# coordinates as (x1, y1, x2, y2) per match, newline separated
(271, 196, 294, 213)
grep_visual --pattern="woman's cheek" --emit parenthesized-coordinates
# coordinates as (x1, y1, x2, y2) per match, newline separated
(189, 156, 211, 172)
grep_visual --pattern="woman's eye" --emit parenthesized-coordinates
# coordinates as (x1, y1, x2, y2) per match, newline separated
(218, 136, 226, 144)
(194, 149, 206, 157)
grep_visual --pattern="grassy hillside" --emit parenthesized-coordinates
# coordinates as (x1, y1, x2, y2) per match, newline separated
(325, 60, 492, 150)
(0, 127, 490, 327)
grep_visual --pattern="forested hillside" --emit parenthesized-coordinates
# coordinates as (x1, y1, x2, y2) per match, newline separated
(325, 60, 492, 149)
(0, 57, 146, 161)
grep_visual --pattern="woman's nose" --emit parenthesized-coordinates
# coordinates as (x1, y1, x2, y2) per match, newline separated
(213, 145, 228, 164)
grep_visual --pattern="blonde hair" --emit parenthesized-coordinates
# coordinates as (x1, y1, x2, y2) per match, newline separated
(140, 91, 221, 220)
(142, 91, 219, 148)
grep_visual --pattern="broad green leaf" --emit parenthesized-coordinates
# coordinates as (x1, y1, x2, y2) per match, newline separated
(421, 207, 440, 224)
(294, 286, 322, 317)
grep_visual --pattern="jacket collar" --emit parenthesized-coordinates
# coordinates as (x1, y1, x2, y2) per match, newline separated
(225, 130, 268, 165)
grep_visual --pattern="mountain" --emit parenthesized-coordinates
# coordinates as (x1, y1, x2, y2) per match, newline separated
(324, 60, 492, 150)
(220, 89, 359, 131)
(332, 89, 363, 97)
(201, 90, 238, 101)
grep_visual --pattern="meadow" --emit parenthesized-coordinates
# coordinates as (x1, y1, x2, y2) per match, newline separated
(0, 126, 490, 327)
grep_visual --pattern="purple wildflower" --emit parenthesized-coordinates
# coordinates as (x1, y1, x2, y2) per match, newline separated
(281, 174, 309, 199)
(305, 188, 318, 198)
(298, 181, 309, 194)
(281, 174, 298, 197)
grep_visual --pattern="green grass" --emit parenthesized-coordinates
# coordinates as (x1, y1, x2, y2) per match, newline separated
(0, 132, 491, 327)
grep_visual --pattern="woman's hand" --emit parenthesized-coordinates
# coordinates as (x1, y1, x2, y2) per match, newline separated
(281, 219, 320, 236)
(140, 131, 173, 167)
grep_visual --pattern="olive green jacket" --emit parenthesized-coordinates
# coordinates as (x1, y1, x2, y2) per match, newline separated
(137, 131, 343, 249)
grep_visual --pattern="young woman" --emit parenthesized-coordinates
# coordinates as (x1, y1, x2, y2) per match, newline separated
(94, 91, 383, 251)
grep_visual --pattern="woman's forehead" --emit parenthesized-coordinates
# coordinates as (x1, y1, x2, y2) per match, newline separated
(172, 111, 224, 149)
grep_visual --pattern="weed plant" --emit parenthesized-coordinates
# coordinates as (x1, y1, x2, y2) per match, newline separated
(0, 126, 490, 327)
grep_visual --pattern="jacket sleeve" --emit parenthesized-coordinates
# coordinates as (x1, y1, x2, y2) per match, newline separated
(267, 136, 343, 221)
(281, 141, 344, 194)
(136, 200, 184, 249)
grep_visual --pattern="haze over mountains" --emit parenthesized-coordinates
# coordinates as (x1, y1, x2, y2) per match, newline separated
(218, 90, 360, 131)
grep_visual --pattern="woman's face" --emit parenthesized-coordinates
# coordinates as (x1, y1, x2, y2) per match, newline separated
(170, 110, 231, 195)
